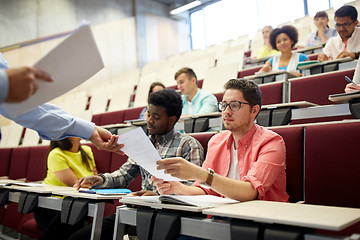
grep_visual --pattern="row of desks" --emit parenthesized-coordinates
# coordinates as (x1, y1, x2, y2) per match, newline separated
(1, 180, 360, 240)
(113, 199, 360, 240)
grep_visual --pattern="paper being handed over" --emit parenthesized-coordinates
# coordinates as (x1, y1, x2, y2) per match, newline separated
(1, 23, 104, 117)
(116, 127, 181, 181)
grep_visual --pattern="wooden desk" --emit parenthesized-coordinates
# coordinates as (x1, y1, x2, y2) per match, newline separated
(245, 70, 297, 85)
(113, 201, 360, 240)
(294, 44, 323, 55)
(1, 184, 125, 240)
(329, 91, 360, 104)
(203, 201, 360, 231)
(261, 101, 317, 110)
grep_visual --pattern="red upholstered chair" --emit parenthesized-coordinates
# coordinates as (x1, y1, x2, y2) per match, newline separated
(100, 110, 126, 126)
(0, 148, 12, 177)
(124, 107, 145, 122)
(19, 216, 43, 239)
(238, 66, 262, 78)
(110, 153, 141, 192)
(26, 146, 49, 182)
(91, 114, 102, 126)
(270, 127, 304, 203)
(84, 143, 112, 174)
(167, 85, 177, 90)
(304, 121, 360, 208)
(197, 79, 203, 89)
(290, 69, 355, 105)
(259, 82, 283, 105)
(214, 93, 223, 102)
(8, 147, 30, 180)
(188, 132, 215, 158)
(1, 202, 26, 233)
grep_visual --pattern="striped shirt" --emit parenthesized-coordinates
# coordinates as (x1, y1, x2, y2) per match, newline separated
(99, 128, 204, 192)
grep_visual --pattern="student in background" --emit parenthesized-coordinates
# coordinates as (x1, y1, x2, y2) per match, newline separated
(153, 79, 288, 204)
(259, 25, 309, 77)
(34, 137, 97, 240)
(257, 26, 279, 58)
(138, 81, 165, 120)
(345, 60, 360, 93)
(175, 67, 218, 115)
(318, 5, 360, 61)
(69, 89, 204, 240)
(306, 11, 337, 47)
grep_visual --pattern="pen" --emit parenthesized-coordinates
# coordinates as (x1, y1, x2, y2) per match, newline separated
(345, 76, 356, 85)
(79, 190, 96, 194)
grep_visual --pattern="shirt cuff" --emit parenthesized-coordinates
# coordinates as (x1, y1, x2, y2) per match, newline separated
(0, 69, 9, 103)
(67, 117, 95, 140)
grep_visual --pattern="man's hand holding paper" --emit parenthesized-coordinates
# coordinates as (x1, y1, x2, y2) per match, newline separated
(116, 127, 181, 181)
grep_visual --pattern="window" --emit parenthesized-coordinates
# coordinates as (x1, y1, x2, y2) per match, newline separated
(190, 0, 357, 49)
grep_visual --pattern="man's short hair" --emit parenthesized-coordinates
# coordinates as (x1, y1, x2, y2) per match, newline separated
(269, 25, 298, 50)
(335, 5, 358, 22)
(149, 89, 182, 122)
(174, 67, 197, 82)
(224, 79, 262, 109)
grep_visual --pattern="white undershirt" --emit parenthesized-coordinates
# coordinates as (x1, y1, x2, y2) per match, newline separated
(227, 142, 240, 180)
(187, 101, 193, 115)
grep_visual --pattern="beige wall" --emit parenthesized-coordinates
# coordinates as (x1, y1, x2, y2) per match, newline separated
(145, 13, 190, 63)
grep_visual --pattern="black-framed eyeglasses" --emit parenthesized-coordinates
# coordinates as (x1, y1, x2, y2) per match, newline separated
(218, 101, 250, 112)
(334, 22, 354, 28)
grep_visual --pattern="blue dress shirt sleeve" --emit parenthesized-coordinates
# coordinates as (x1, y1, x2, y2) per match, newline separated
(0, 102, 95, 141)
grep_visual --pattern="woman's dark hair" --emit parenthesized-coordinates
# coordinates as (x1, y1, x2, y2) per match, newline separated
(314, 11, 330, 28)
(269, 25, 298, 50)
(335, 5, 358, 22)
(147, 82, 165, 104)
(48, 138, 92, 172)
(149, 89, 182, 122)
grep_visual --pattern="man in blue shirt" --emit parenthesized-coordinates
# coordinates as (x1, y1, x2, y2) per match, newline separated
(175, 67, 218, 115)
(0, 53, 122, 154)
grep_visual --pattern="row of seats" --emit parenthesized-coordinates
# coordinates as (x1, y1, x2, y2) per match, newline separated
(0, 66, 355, 148)
(1, 121, 360, 238)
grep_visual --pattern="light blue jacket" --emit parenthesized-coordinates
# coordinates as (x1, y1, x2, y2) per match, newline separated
(182, 89, 218, 115)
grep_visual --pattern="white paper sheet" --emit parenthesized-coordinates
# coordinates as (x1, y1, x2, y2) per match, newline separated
(116, 127, 181, 181)
(1, 23, 104, 117)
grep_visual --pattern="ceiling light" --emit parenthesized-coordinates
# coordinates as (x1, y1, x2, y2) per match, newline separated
(170, 0, 201, 15)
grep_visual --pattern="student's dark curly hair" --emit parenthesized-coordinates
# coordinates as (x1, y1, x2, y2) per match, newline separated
(269, 25, 298, 50)
(149, 89, 182, 122)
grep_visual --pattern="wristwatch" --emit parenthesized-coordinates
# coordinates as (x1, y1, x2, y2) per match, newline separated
(204, 168, 215, 187)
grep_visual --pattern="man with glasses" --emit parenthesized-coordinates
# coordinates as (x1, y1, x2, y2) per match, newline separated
(318, 5, 360, 61)
(153, 79, 288, 204)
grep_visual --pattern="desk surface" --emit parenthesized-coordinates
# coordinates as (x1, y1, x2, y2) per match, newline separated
(203, 200, 360, 231)
(261, 101, 317, 110)
(328, 91, 360, 104)
(120, 198, 206, 212)
(245, 70, 297, 80)
(297, 57, 353, 70)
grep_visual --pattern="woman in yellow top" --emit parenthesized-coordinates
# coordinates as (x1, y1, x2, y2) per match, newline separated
(257, 26, 279, 58)
(43, 137, 97, 186)
(34, 137, 97, 240)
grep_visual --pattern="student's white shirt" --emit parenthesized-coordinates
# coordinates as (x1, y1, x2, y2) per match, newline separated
(322, 27, 360, 59)
(187, 101, 193, 115)
(353, 60, 360, 84)
(227, 142, 240, 180)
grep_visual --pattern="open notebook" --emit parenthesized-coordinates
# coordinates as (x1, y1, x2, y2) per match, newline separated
(121, 195, 239, 208)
